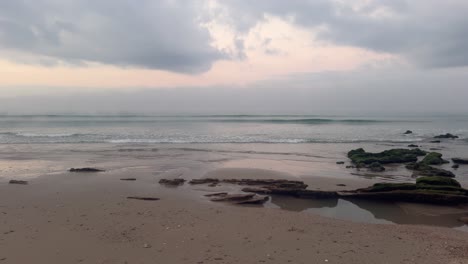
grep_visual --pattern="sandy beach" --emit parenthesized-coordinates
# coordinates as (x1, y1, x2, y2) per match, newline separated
(1, 143, 468, 264)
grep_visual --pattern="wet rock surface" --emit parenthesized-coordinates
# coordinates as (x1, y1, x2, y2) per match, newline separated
(452, 158, 468, 164)
(159, 178, 186, 186)
(420, 152, 449, 165)
(189, 178, 219, 185)
(207, 193, 269, 205)
(347, 148, 426, 164)
(403, 130, 413, 134)
(406, 162, 455, 177)
(127, 196, 160, 201)
(69, 168, 105, 172)
(434, 133, 459, 139)
(9, 180, 28, 185)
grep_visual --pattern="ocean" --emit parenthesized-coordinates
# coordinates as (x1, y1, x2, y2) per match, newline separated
(0, 114, 467, 145)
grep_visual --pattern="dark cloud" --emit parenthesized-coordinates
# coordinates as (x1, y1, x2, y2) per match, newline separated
(222, 0, 468, 68)
(0, 0, 223, 73)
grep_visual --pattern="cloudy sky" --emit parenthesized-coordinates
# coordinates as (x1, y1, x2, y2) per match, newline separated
(1, 0, 467, 114)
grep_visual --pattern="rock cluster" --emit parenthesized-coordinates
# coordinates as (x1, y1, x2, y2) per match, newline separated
(434, 133, 459, 139)
(159, 178, 186, 186)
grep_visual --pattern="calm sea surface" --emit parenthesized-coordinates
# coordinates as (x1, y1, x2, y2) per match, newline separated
(0, 115, 467, 144)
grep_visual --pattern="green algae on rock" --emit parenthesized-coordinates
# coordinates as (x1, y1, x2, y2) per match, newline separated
(347, 148, 426, 165)
(420, 152, 449, 165)
(406, 162, 455, 177)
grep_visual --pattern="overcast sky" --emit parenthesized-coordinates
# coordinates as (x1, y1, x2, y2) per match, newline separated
(0, 0, 467, 114)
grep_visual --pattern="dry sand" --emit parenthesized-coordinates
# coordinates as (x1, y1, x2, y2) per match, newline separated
(1, 169, 468, 264)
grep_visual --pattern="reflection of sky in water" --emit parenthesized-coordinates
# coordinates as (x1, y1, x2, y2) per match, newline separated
(305, 199, 392, 225)
(268, 196, 468, 232)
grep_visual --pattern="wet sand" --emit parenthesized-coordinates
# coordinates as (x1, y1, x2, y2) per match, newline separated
(1, 143, 468, 263)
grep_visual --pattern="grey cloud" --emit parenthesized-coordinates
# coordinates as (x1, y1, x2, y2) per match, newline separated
(222, 0, 468, 68)
(0, 0, 223, 73)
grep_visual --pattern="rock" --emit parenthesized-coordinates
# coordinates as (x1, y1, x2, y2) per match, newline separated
(430, 140, 441, 143)
(420, 152, 449, 165)
(69, 168, 105, 172)
(416, 176, 461, 188)
(407, 144, 419, 148)
(347, 148, 426, 165)
(452, 158, 468, 164)
(204, 192, 228, 197)
(346, 165, 356, 169)
(368, 162, 385, 172)
(127, 196, 160, 201)
(336, 184, 347, 187)
(404, 130, 413, 134)
(159, 178, 186, 186)
(406, 162, 455, 177)
(336, 161, 345, 164)
(9, 180, 28, 185)
(459, 216, 468, 224)
(208, 192, 269, 205)
(210, 193, 256, 202)
(189, 178, 219, 185)
(434, 133, 459, 139)
(236, 195, 269, 205)
(341, 177, 468, 205)
(452, 164, 460, 169)
(120, 178, 136, 181)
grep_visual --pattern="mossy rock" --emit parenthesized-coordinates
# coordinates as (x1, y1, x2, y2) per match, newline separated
(369, 162, 385, 172)
(416, 176, 461, 187)
(365, 183, 417, 192)
(420, 152, 449, 165)
(407, 163, 455, 177)
(347, 148, 426, 165)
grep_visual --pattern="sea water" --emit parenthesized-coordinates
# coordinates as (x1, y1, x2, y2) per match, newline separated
(0, 114, 467, 144)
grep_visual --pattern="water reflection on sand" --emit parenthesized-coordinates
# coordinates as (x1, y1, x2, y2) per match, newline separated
(267, 195, 468, 231)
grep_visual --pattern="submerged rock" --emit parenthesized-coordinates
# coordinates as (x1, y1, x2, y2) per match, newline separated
(336, 161, 345, 164)
(420, 152, 449, 165)
(347, 148, 426, 165)
(452, 164, 460, 169)
(120, 178, 136, 181)
(452, 158, 468, 164)
(69, 168, 105, 172)
(407, 144, 419, 148)
(404, 130, 413, 134)
(159, 178, 186, 186)
(430, 140, 441, 143)
(434, 133, 459, 139)
(9, 180, 28, 185)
